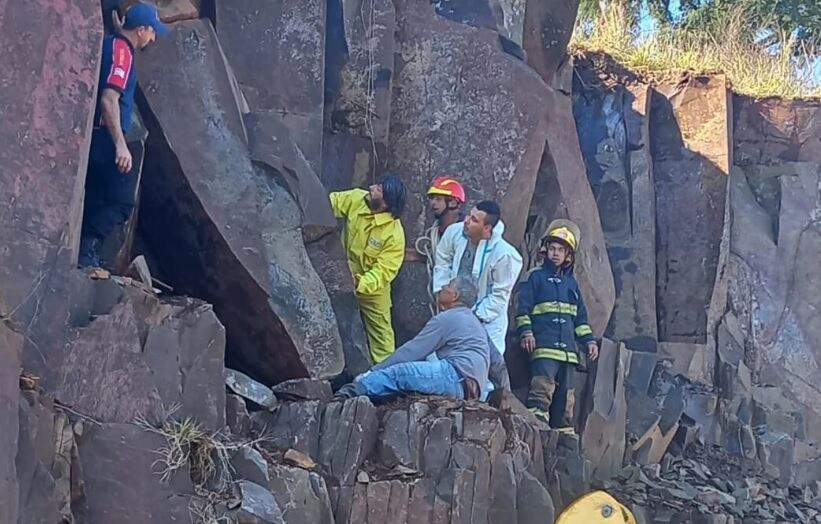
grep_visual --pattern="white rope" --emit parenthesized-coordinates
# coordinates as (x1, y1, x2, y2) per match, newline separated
(415, 224, 439, 317)
(358, 0, 379, 182)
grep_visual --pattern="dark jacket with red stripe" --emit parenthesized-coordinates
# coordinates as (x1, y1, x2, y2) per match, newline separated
(93, 33, 137, 132)
(514, 260, 595, 364)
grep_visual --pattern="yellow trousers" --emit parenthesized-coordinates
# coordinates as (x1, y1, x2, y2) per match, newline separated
(356, 290, 395, 363)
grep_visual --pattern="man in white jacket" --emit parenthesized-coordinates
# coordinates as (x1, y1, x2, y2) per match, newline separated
(433, 200, 523, 354)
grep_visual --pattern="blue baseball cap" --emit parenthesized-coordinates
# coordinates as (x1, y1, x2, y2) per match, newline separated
(122, 2, 170, 36)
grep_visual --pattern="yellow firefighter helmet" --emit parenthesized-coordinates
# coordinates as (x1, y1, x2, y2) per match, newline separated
(542, 219, 581, 252)
(555, 491, 637, 524)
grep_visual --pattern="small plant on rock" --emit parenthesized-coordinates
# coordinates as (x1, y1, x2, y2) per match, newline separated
(135, 403, 270, 524)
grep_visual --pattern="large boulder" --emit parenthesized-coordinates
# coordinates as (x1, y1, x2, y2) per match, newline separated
(388, 0, 552, 343)
(322, 0, 396, 190)
(245, 114, 369, 376)
(573, 74, 657, 351)
(17, 389, 82, 523)
(712, 162, 821, 442)
(523, 0, 581, 84)
(304, 234, 371, 379)
(214, 4, 362, 371)
(228, 72, 368, 377)
(54, 277, 227, 429)
(244, 112, 336, 242)
(0, 0, 103, 383)
(215, 0, 326, 173)
(733, 97, 821, 165)
(713, 96, 821, 441)
(56, 300, 164, 424)
(1, 323, 22, 524)
(74, 423, 195, 523)
(389, 0, 549, 246)
(580, 339, 628, 481)
(138, 19, 344, 384)
(652, 75, 731, 345)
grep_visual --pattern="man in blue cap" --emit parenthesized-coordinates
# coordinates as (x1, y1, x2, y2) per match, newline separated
(79, 2, 169, 267)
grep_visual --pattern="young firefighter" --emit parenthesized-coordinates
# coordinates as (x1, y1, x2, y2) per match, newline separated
(515, 220, 599, 433)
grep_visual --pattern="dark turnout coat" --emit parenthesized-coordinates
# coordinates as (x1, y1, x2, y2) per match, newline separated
(515, 260, 595, 364)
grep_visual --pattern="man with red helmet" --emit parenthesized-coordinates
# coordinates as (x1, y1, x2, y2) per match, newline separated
(414, 176, 467, 315)
(427, 176, 467, 238)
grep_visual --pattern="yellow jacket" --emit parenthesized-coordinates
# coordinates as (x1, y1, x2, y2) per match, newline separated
(329, 189, 406, 296)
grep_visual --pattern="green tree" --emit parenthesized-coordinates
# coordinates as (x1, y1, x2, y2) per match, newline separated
(578, 0, 820, 50)
(679, 0, 821, 51)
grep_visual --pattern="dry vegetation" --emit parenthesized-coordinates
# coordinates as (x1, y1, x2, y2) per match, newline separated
(135, 403, 270, 524)
(571, 6, 821, 98)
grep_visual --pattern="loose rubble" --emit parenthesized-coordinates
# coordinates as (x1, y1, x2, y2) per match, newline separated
(226, 369, 279, 410)
(606, 446, 821, 523)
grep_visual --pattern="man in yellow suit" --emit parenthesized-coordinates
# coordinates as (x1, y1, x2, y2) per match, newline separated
(330, 175, 407, 363)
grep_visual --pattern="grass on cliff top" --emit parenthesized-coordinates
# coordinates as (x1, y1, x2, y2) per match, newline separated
(571, 9, 821, 99)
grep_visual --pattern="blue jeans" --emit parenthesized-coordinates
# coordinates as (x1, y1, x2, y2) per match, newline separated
(357, 360, 465, 400)
(427, 352, 493, 401)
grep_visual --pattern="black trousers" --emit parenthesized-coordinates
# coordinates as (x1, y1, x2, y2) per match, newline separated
(80, 128, 137, 249)
(527, 357, 576, 429)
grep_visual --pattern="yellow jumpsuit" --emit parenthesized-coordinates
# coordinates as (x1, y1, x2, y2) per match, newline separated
(329, 189, 405, 363)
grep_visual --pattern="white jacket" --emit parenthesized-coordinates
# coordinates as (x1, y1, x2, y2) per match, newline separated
(432, 221, 523, 353)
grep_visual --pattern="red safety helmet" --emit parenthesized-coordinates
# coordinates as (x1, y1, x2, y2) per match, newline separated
(427, 176, 466, 204)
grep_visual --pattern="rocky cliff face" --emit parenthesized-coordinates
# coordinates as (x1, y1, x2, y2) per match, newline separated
(573, 55, 821, 520)
(1, 1, 821, 523)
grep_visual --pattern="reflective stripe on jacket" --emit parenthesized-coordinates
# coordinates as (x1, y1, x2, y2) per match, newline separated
(515, 260, 594, 362)
(329, 189, 405, 296)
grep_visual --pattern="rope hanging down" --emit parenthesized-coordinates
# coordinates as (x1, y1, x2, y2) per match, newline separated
(415, 224, 441, 318)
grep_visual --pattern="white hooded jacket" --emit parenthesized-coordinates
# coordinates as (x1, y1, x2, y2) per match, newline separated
(432, 220, 523, 353)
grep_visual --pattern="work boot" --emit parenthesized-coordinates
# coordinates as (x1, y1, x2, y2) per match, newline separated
(78, 237, 103, 268)
(333, 382, 364, 400)
(528, 406, 550, 426)
(557, 430, 580, 453)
